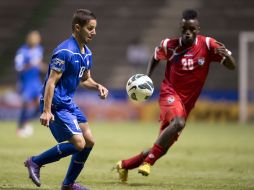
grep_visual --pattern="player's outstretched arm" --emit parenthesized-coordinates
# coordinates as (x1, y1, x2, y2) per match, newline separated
(215, 41, 236, 70)
(146, 57, 160, 77)
(80, 70, 109, 99)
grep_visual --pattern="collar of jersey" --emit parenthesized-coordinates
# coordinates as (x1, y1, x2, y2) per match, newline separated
(71, 36, 91, 56)
(179, 36, 198, 47)
(53, 37, 92, 62)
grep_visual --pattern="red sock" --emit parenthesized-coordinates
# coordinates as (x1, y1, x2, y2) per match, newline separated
(122, 152, 147, 169)
(143, 144, 165, 166)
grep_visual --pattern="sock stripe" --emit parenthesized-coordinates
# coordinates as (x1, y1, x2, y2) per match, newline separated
(57, 144, 62, 154)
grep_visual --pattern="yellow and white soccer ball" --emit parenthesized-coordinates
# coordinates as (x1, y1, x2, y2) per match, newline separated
(126, 74, 154, 102)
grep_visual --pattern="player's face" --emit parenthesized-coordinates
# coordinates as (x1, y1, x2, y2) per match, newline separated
(27, 31, 41, 47)
(79, 19, 97, 44)
(180, 19, 199, 46)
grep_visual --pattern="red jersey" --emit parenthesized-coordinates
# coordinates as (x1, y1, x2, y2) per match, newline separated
(155, 35, 224, 114)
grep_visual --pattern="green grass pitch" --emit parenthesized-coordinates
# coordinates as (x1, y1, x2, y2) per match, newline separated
(0, 121, 253, 190)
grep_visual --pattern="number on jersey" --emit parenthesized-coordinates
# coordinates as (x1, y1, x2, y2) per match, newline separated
(182, 58, 194, 70)
(79, 66, 86, 78)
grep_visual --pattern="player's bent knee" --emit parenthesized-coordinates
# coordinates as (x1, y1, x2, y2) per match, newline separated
(73, 141, 85, 151)
(86, 138, 95, 147)
(172, 117, 185, 132)
(70, 135, 86, 151)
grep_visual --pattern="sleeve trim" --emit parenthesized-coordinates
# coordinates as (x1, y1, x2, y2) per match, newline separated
(205, 37, 210, 50)
(163, 39, 170, 54)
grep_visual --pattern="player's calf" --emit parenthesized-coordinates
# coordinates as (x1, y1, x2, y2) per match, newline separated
(170, 117, 185, 132)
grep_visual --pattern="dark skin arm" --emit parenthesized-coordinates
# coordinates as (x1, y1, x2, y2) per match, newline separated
(146, 57, 160, 77)
(215, 41, 236, 70)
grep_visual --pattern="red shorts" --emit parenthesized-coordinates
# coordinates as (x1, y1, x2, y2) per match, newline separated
(159, 95, 187, 133)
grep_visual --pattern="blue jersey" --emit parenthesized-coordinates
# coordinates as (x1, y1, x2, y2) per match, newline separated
(42, 36, 92, 109)
(15, 44, 43, 89)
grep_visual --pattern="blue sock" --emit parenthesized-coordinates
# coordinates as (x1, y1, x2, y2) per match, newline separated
(18, 107, 28, 128)
(32, 143, 79, 166)
(63, 147, 92, 185)
(28, 105, 40, 120)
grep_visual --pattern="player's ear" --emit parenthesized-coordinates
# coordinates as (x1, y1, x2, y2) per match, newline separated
(195, 25, 200, 34)
(74, 24, 81, 32)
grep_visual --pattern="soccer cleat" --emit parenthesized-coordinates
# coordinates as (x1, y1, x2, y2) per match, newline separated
(17, 128, 28, 138)
(61, 183, 90, 190)
(23, 124, 34, 136)
(138, 162, 151, 176)
(24, 157, 41, 187)
(16, 125, 33, 138)
(114, 161, 128, 183)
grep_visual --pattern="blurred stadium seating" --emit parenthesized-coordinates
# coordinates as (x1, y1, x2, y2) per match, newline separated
(1, 0, 254, 88)
(1, 0, 254, 122)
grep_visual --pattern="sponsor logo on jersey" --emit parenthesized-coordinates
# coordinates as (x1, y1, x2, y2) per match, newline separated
(184, 53, 193, 57)
(198, 57, 205, 66)
(52, 58, 65, 65)
(167, 96, 175, 104)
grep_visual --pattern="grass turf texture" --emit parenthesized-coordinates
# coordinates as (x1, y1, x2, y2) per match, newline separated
(0, 121, 253, 190)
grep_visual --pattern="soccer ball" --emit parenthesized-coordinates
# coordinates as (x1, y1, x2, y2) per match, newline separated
(126, 74, 154, 102)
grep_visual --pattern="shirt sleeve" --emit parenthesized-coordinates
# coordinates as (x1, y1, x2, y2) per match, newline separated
(87, 55, 92, 70)
(50, 50, 68, 73)
(14, 51, 25, 72)
(207, 37, 224, 63)
(154, 39, 170, 61)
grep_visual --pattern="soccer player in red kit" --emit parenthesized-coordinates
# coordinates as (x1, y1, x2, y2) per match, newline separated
(114, 9, 236, 182)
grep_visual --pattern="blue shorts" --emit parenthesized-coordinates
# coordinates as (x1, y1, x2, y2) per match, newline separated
(19, 81, 42, 103)
(21, 85, 41, 103)
(40, 101, 87, 143)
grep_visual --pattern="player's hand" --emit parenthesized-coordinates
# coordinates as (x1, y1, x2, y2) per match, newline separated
(97, 84, 109, 99)
(215, 41, 230, 57)
(40, 111, 55, 127)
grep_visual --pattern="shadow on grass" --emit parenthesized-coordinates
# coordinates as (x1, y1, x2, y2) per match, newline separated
(0, 188, 48, 190)
(90, 180, 167, 187)
(128, 183, 168, 187)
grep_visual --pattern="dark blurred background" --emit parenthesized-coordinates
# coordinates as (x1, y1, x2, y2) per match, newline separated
(0, 0, 254, 122)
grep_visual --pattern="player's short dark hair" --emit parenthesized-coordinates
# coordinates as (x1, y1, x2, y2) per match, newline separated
(72, 9, 96, 31)
(182, 9, 198, 20)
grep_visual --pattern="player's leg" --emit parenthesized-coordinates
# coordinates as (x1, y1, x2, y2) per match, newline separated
(138, 96, 186, 176)
(118, 120, 180, 171)
(62, 122, 94, 187)
(138, 117, 185, 175)
(25, 135, 82, 187)
(24, 141, 81, 187)
(17, 89, 38, 137)
(17, 92, 33, 137)
(25, 109, 84, 187)
(122, 148, 150, 169)
(114, 148, 150, 182)
(29, 96, 41, 119)
(114, 122, 172, 181)
(62, 107, 92, 189)
(30, 119, 85, 166)
(17, 100, 27, 127)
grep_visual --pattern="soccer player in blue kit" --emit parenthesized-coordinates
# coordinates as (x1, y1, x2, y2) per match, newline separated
(24, 9, 108, 190)
(15, 30, 45, 137)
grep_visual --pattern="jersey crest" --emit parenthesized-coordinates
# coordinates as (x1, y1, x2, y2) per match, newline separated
(167, 96, 175, 104)
(198, 57, 205, 66)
